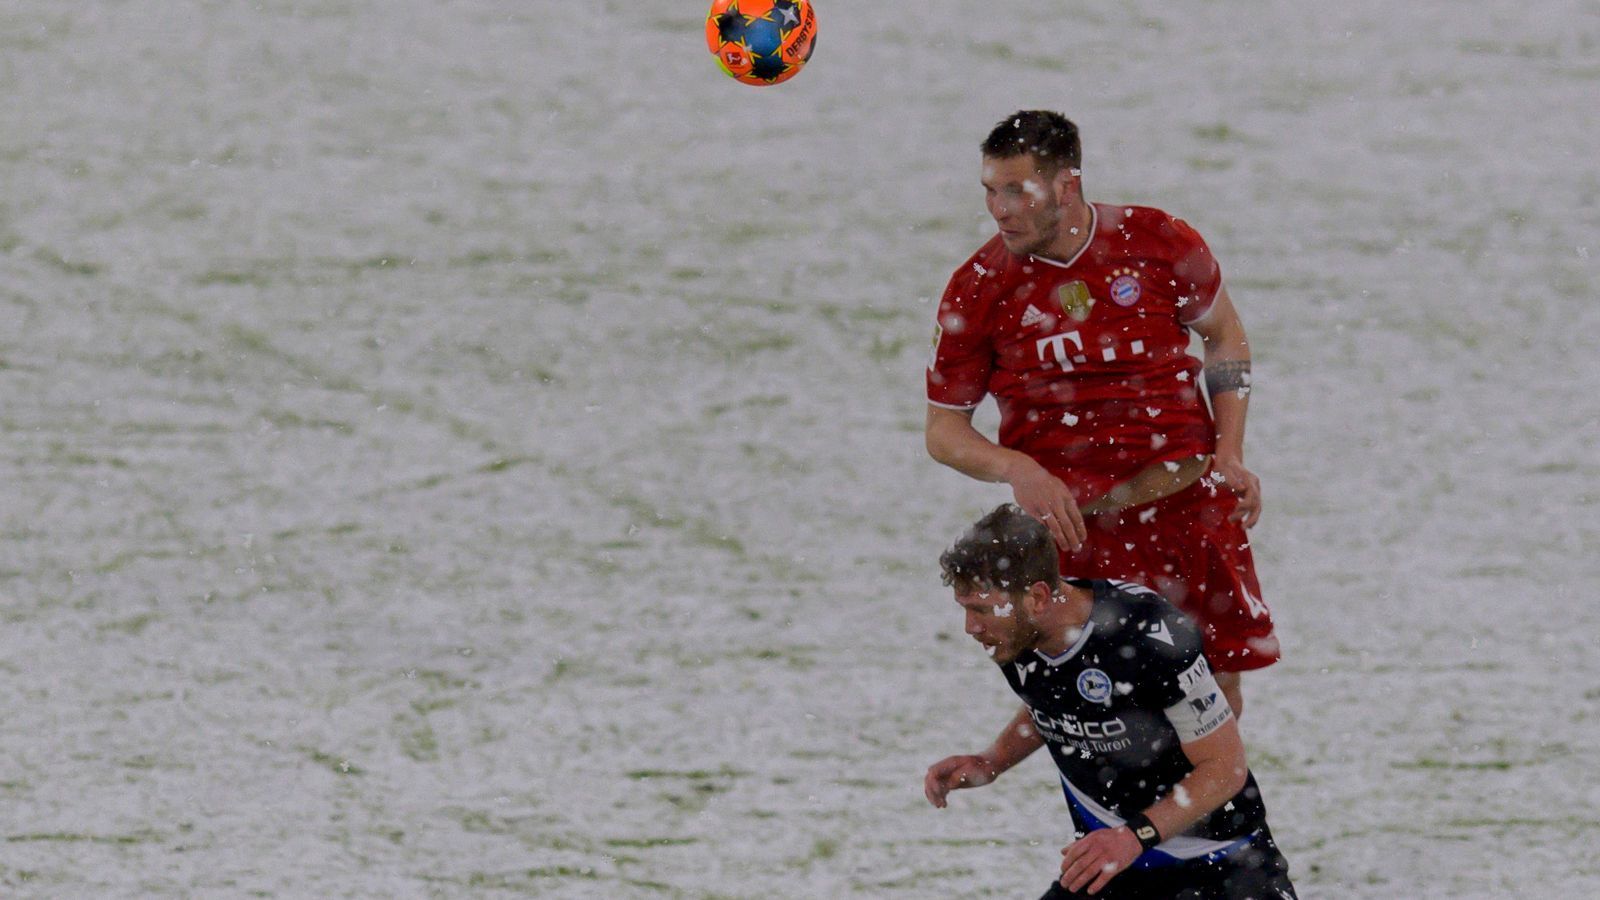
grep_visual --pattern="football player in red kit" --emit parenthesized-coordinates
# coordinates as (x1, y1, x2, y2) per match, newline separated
(925, 110, 1279, 716)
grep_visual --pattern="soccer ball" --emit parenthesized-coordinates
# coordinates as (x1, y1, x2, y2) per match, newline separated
(705, 0, 818, 87)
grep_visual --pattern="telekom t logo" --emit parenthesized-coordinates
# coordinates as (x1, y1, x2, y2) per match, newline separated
(1036, 330, 1149, 369)
(1035, 330, 1085, 371)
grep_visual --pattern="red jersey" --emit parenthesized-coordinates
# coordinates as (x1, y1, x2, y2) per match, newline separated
(927, 203, 1224, 504)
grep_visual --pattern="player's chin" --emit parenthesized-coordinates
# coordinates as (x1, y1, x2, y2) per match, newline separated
(997, 233, 1031, 254)
(987, 643, 1022, 666)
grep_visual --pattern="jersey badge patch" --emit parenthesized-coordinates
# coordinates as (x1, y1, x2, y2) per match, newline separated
(1107, 268, 1142, 307)
(928, 322, 943, 371)
(1057, 281, 1094, 322)
(1077, 668, 1112, 705)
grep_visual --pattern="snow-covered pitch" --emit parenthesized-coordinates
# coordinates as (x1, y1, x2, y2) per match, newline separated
(3, 1, 1596, 896)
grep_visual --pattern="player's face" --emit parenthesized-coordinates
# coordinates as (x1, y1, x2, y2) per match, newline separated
(982, 155, 1067, 257)
(954, 586, 1039, 665)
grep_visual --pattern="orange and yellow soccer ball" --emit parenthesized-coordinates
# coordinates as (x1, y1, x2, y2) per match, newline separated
(705, 0, 818, 86)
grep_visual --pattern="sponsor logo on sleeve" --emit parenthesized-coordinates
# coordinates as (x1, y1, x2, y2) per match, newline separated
(1177, 656, 1212, 691)
(1188, 691, 1232, 739)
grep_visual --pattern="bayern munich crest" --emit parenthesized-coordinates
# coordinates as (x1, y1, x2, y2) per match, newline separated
(1108, 269, 1142, 307)
(1077, 668, 1113, 704)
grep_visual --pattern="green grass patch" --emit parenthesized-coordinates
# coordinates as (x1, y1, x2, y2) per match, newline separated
(300, 747, 364, 776)
(862, 866, 977, 890)
(1394, 758, 1513, 771)
(626, 766, 748, 781)
(7, 829, 161, 845)
(33, 248, 101, 277)
(604, 837, 698, 849)
(97, 613, 158, 635)
(194, 270, 270, 287)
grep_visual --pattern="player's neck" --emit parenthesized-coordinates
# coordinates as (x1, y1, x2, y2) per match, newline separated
(1036, 200, 1096, 265)
(1029, 581, 1096, 657)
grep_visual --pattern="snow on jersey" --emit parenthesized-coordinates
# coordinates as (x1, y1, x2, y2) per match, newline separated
(999, 579, 1268, 860)
(928, 204, 1224, 504)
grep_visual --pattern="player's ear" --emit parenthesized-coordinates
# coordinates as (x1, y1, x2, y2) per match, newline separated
(1051, 166, 1074, 204)
(1023, 580, 1053, 617)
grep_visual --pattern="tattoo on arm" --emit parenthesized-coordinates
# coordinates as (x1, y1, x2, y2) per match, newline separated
(1205, 360, 1252, 397)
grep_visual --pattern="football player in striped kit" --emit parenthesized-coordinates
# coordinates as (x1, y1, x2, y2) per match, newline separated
(924, 505, 1297, 899)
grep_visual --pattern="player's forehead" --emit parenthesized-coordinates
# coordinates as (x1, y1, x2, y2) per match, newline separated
(952, 581, 1014, 608)
(979, 153, 1043, 184)
(980, 153, 1046, 186)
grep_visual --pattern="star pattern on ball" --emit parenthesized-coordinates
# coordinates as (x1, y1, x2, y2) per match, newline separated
(772, 0, 801, 26)
(706, 0, 815, 86)
(713, 2, 751, 44)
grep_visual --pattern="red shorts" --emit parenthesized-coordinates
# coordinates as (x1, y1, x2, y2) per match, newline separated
(1060, 473, 1281, 673)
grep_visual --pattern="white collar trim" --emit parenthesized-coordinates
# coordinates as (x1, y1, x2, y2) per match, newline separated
(1029, 204, 1098, 270)
(1035, 621, 1095, 666)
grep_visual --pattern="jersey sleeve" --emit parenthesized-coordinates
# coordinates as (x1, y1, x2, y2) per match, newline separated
(1129, 595, 1211, 709)
(1165, 216, 1223, 325)
(1161, 655, 1234, 743)
(925, 261, 994, 410)
(1122, 594, 1235, 742)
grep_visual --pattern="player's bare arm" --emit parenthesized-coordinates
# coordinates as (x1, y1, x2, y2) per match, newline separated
(924, 704, 1043, 808)
(1191, 286, 1262, 528)
(1077, 455, 1210, 516)
(1143, 716, 1251, 849)
(1058, 719, 1250, 894)
(925, 405, 1088, 551)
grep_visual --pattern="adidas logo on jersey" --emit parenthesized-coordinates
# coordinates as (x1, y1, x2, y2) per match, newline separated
(1020, 305, 1050, 328)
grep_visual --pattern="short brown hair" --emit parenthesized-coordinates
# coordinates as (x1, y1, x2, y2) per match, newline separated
(939, 504, 1060, 594)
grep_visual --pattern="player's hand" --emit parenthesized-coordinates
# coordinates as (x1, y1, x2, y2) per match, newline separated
(923, 754, 998, 808)
(1059, 826, 1142, 894)
(1005, 456, 1087, 552)
(1210, 455, 1262, 528)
